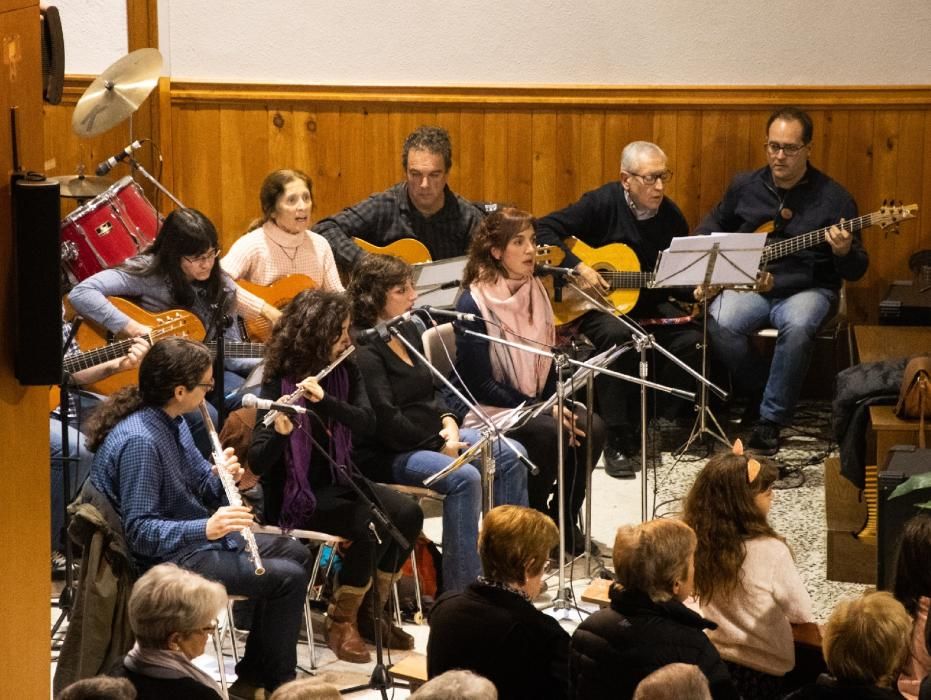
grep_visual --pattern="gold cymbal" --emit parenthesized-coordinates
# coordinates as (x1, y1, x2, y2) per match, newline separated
(48, 174, 113, 198)
(72, 48, 162, 137)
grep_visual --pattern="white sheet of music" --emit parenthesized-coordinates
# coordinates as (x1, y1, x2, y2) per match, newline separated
(653, 233, 766, 288)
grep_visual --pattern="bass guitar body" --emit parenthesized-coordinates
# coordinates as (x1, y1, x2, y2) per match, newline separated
(353, 237, 432, 264)
(237, 274, 316, 342)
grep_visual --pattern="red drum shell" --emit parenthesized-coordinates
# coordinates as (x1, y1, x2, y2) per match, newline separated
(60, 176, 160, 282)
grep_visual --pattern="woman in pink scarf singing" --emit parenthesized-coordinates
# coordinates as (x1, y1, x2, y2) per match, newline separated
(453, 208, 605, 558)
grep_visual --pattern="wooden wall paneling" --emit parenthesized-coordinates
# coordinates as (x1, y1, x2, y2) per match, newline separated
(334, 106, 367, 216)
(892, 110, 925, 276)
(218, 106, 268, 243)
(155, 77, 176, 215)
(530, 111, 557, 216)
(719, 110, 753, 221)
(697, 110, 728, 227)
(171, 105, 222, 229)
(433, 109, 462, 194)
(455, 110, 484, 202)
(267, 105, 295, 177)
(843, 110, 876, 320)
(553, 111, 581, 212)
(362, 106, 393, 197)
(871, 111, 903, 289)
(816, 110, 851, 196)
(307, 107, 342, 226)
(506, 111, 533, 211)
(482, 110, 508, 205)
(920, 112, 931, 261)
(602, 111, 629, 184)
(627, 110, 656, 146)
(578, 111, 606, 197)
(125, 0, 160, 204)
(672, 110, 702, 228)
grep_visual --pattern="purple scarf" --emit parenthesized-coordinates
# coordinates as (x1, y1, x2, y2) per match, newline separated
(279, 365, 354, 530)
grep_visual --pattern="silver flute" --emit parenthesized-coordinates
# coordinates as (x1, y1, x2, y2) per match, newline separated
(261, 345, 356, 427)
(198, 401, 265, 575)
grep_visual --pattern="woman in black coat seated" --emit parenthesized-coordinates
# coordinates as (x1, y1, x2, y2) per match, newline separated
(113, 563, 225, 699)
(427, 505, 569, 700)
(569, 518, 739, 700)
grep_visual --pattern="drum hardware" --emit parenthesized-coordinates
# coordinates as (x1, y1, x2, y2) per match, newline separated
(48, 174, 112, 199)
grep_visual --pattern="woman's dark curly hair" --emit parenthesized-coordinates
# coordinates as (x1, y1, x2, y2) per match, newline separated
(892, 512, 931, 616)
(126, 208, 230, 312)
(682, 451, 782, 605)
(347, 254, 413, 329)
(84, 338, 212, 451)
(462, 207, 535, 287)
(264, 289, 350, 380)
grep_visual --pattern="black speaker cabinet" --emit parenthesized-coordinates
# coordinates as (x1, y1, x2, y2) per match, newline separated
(877, 445, 931, 590)
(40, 6, 65, 105)
(13, 175, 62, 385)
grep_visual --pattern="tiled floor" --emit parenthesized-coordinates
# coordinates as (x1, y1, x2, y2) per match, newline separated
(51, 400, 867, 698)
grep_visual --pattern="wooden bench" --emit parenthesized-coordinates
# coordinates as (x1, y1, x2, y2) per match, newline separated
(869, 405, 931, 471)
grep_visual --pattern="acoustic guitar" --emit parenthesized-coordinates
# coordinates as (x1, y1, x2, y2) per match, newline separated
(535, 238, 653, 325)
(352, 237, 432, 264)
(236, 274, 317, 342)
(68, 297, 265, 397)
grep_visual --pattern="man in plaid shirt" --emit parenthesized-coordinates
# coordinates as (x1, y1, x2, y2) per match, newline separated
(315, 125, 493, 271)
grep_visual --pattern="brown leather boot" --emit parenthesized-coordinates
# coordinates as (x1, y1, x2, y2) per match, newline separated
(326, 582, 371, 663)
(357, 570, 415, 650)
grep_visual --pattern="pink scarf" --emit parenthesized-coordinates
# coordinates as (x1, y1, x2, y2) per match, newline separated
(469, 275, 555, 399)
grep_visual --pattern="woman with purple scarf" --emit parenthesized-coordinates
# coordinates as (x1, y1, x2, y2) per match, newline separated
(248, 289, 423, 664)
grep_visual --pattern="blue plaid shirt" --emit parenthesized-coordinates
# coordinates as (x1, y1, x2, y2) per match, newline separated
(91, 406, 238, 569)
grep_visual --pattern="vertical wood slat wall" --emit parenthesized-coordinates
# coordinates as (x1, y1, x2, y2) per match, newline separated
(45, 82, 931, 321)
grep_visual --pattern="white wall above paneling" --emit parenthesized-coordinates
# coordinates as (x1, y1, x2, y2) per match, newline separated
(58, 0, 931, 85)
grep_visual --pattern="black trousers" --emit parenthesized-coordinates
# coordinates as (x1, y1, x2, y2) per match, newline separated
(509, 410, 605, 532)
(304, 480, 423, 587)
(576, 310, 702, 429)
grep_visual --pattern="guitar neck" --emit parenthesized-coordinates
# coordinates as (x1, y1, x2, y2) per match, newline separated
(63, 338, 135, 374)
(206, 340, 265, 359)
(600, 270, 654, 290)
(762, 212, 874, 263)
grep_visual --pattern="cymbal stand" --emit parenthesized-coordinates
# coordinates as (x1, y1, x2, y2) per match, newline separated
(126, 155, 185, 208)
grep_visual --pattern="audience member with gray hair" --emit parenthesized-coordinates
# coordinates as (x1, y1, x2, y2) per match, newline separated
(633, 663, 713, 700)
(267, 675, 342, 700)
(412, 669, 498, 699)
(56, 676, 137, 700)
(112, 563, 225, 699)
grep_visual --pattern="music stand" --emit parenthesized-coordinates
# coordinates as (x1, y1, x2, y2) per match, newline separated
(411, 256, 466, 308)
(653, 233, 765, 453)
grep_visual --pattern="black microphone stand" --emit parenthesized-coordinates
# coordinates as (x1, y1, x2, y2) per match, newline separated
(51, 318, 83, 643)
(289, 415, 409, 699)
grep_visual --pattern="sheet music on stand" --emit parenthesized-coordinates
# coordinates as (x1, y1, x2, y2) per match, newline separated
(653, 233, 766, 288)
(412, 255, 467, 307)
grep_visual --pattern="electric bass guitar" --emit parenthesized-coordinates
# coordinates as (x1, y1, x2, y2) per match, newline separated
(69, 297, 265, 396)
(236, 274, 316, 342)
(352, 237, 432, 264)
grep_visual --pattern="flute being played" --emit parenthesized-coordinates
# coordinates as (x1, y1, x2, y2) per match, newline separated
(198, 400, 265, 575)
(261, 344, 356, 427)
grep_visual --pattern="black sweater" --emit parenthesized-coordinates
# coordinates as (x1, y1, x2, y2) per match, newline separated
(247, 361, 376, 525)
(535, 181, 692, 317)
(353, 321, 457, 482)
(569, 586, 738, 700)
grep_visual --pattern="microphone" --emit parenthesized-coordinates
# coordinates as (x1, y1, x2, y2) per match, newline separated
(95, 140, 144, 176)
(417, 306, 479, 323)
(355, 310, 416, 344)
(535, 264, 579, 278)
(241, 393, 310, 415)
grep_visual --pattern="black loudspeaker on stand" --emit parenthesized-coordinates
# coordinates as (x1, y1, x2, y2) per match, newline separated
(877, 445, 931, 590)
(13, 174, 62, 385)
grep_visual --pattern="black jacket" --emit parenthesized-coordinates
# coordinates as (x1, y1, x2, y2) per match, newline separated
(569, 586, 738, 700)
(695, 164, 867, 296)
(785, 673, 906, 699)
(427, 581, 570, 700)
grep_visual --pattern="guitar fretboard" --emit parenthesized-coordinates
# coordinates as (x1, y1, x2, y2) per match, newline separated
(762, 211, 877, 263)
(205, 340, 266, 359)
(600, 271, 654, 289)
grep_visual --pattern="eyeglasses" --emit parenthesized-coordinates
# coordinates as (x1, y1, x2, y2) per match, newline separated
(189, 621, 218, 635)
(626, 170, 673, 185)
(195, 380, 215, 392)
(764, 141, 808, 156)
(182, 248, 220, 265)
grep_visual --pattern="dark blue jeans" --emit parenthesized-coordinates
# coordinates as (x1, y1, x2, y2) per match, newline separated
(178, 534, 311, 692)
